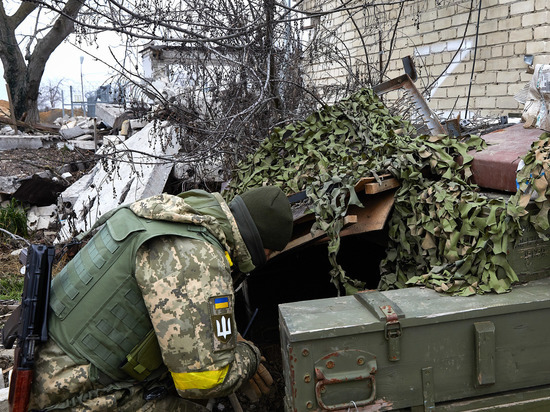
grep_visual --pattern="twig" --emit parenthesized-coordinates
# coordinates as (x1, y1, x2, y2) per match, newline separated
(0, 229, 30, 246)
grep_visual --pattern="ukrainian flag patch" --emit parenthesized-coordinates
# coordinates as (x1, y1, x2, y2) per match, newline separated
(209, 295, 235, 350)
(214, 297, 229, 310)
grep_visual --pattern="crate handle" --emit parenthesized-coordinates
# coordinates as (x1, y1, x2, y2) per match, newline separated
(314, 367, 376, 411)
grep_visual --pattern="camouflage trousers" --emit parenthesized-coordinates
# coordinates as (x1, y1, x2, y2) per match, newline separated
(28, 340, 209, 412)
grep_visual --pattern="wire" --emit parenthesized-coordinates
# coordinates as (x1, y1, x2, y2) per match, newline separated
(464, 0, 482, 119)
(422, 0, 476, 95)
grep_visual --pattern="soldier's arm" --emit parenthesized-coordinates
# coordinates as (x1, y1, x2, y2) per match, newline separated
(134, 235, 261, 399)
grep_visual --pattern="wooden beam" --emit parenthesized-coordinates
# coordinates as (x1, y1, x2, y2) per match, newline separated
(0, 115, 60, 133)
(5, 83, 17, 134)
(364, 177, 400, 194)
(282, 215, 358, 251)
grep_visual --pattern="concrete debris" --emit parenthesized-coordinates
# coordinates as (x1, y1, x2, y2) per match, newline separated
(59, 125, 90, 140)
(149, 77, 182, 103)
(27, 204, 58, 231)
(130, 119, 148, 130)
(0, 125, 18, 135)
(173, 160, 225, 183)
(57, 169, 95, 209)
(53, 116, 70, 126)
(0, 136, 45, 150)
(73, 134, 94, 141)
(0, 176, 21, 195)
(57, 121, 182, 242)
(65, 140, 97, 150)
(103, 135, 127, 145)
(95, 103, 126, 128)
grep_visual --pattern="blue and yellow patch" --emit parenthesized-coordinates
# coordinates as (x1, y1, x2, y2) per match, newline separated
(209, 295, 235, 349)
(214, 297, 229, 310)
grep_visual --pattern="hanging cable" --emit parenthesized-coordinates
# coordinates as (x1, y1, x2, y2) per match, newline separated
(422, 0, 476, 95)
(464, 0, 482, 119)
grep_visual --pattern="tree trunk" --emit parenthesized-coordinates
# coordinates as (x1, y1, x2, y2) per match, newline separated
(0, 1, 32, 121)
(0, 0, 85, 124)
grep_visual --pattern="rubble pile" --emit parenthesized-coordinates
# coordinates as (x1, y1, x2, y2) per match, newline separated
(57, 121, 182, 241)
(225, 88, 549, 296)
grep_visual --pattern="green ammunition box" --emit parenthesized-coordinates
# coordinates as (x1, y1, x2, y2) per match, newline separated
(508, 223, 550, 282)
(279, 277, 550, 411)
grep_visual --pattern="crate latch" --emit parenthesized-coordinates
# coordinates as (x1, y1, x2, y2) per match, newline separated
(381, 305, 402, 362)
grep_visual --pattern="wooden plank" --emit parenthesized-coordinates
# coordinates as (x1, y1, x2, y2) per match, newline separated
(0, 115, 60, 133)
(318, 189, 396, 241)
(364, 177, 399, 194)
(5, 84, 17, 134)
(282, 215, 358, 252)
(354, 174, 393, 192)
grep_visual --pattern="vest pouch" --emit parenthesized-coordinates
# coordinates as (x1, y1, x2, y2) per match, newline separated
(120, 329, 163, 381)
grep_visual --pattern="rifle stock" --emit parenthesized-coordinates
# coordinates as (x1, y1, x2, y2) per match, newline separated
(4, 245, 55, 412)
(8, 348, 32, 412)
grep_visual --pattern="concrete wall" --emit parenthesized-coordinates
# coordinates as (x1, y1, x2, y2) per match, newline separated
(302, 0, 550, 118)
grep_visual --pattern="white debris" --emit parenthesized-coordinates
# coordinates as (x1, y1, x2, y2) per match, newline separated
(27, 204, 58, 231)
(57, 121, 181, 242)
(0, 125, 15, 135)
(130, 119, 148, 130)
(95, 103, 126, 128)
(103, 135, 126, 145)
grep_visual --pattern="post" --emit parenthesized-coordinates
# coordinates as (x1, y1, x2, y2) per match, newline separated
(80, 56, 86, 117)
(94, 118, 98, 152)
(70, 86, 74, 118)
(61, 89, 65, 118)
(5, 83, 18, 133)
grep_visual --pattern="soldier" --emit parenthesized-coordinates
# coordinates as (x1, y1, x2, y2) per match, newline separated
(27, 186, 293, 411)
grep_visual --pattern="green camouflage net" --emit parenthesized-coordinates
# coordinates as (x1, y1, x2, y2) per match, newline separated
(224, 88, 550, 296)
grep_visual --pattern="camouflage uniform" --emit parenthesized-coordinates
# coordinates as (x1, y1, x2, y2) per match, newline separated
(29, 191, 261, 411)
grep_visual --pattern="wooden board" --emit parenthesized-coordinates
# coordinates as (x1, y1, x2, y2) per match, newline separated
(364, 177, 400, 194)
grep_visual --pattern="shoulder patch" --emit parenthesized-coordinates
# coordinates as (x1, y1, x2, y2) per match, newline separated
(209, 295, 236, 351)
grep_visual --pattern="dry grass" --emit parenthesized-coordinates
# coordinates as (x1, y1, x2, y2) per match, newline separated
(0, 100, 10, 117)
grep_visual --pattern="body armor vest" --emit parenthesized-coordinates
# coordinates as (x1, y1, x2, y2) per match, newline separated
(48, 207, 224, 382)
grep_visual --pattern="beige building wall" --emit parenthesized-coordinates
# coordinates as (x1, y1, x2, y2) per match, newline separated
(302, 0, 550, 118)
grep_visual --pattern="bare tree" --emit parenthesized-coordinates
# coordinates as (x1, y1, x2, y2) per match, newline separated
(38, 78, 64, 110)
(1, 0, 417, 171)
(0, 1, 85, 123)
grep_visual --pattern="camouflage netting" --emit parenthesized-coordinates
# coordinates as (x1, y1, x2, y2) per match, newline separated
(223, 88, 550, 296)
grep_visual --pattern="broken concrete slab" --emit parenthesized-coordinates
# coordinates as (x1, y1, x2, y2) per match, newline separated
(103, 135, 126, 145)
(27, 204, 58, 231)
(0, 176, 21, 195)
(57, 169, 95, 208)
(59, 126, 90, 140)
(130, 119, 148, 130)
(57, 121, 182, 242)
(173, 160, 225, 183)
(0, 136, 43, 150)
(66, 140, 97, 150)
(95, 103, 126, 128)
(74, 134, 94, 141)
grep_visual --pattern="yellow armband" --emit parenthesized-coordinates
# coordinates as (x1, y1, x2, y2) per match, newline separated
(171, 364, 229, 390)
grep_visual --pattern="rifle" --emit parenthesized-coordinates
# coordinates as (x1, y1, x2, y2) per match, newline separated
(2, 245, 55, 412)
